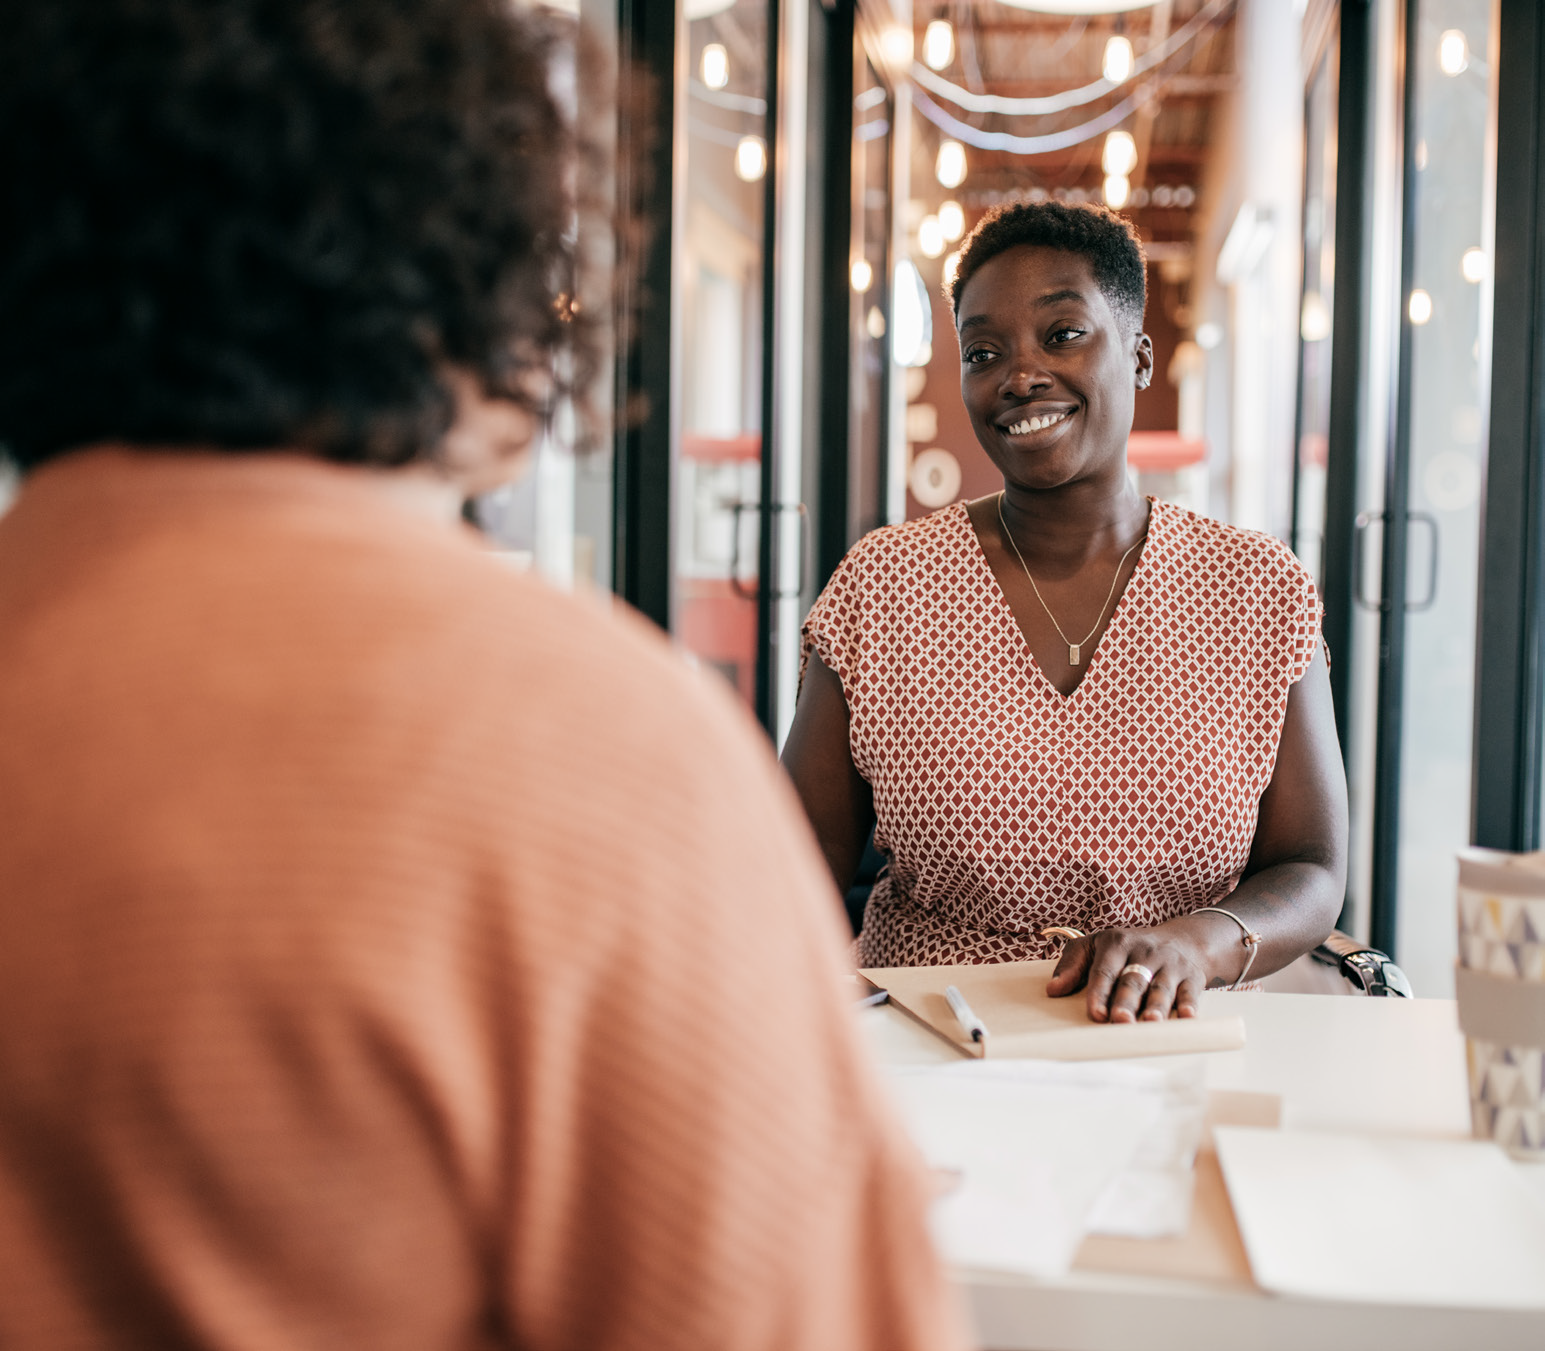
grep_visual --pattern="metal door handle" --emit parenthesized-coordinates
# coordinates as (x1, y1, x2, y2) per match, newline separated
(1352, 510, 1440, 612)
(727, 501, 809, 601)
(1405, 511, 1439, 612)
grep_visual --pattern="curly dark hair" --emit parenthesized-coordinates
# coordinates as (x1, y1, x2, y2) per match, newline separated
(0, 0, 591, 470)
(947, 200, 1147, 335)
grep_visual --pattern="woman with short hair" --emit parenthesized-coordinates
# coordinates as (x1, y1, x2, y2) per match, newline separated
(783, 201, 1348, 1026)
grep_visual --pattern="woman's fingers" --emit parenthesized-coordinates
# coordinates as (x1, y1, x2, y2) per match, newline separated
(1045, 934, 1093, 996)
(1174, 977, 1203, 1019)
(1139, 967, 1181, 1021)
(1082, 935, 1148, 1022)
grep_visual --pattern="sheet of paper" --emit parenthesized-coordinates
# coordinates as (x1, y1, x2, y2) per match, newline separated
(1214, 1126, 1545, 1309)
(861, 960, 1246, 1060)
(1075, 1089, 1280, 1286)
(884, 1059, 1184, 1278)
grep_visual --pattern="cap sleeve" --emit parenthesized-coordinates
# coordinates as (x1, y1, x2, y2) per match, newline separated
(1283, 552, 1323, 686)
(799, 541, 869, 696)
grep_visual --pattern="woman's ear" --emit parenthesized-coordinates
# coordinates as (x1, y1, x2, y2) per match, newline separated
(1134, 332, 1155, 391)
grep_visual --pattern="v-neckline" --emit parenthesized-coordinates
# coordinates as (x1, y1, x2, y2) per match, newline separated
(960, 496, 1159, 704)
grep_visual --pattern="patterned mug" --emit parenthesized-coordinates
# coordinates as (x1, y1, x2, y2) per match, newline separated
(1455, 848, 1545, 1161)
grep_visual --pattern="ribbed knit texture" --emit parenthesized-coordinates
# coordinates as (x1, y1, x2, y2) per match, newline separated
(0, 449, 967, 1351)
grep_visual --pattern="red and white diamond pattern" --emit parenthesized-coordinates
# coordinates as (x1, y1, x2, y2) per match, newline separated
(800, 498, 1321, 967)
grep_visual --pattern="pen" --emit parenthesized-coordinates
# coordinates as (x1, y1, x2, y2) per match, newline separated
(853, 989, 889, 1009)
(944, 984, 989, 1044)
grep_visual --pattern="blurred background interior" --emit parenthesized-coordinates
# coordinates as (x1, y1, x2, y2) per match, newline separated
(8, 0, 1538, 1007)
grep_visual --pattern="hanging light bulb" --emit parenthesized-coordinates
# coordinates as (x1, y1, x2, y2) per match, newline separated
(923, 20, 955, 71)
(1103, 34, 1134, 84)
(1461, 247, 1487, 283)
(1103, 173, 1131, 209)
(1438, 29, 1469, 76)
(734, 135, 766, 182)
(700, 42, 729, 90)
(850, 258, 874, 293)
(935, 139, 967, 189)
(1102, 129, 1138, 177)
(1408, 288, 1433, 325)
(937, 200, 965, 242)
(917, 215, 946, 259)
(943, 251, 963, 287)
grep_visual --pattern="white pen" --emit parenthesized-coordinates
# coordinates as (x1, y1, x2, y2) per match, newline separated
(944, 984, 989, 1044)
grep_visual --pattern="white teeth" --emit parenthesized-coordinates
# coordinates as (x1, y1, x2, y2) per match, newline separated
(1006, 410, 1068, 435)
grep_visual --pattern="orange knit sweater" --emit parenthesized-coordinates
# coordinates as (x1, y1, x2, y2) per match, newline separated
(0, 449, 967, 1351)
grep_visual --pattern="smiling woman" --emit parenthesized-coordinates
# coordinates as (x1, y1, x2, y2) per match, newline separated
(781, 201, 1350, 1025)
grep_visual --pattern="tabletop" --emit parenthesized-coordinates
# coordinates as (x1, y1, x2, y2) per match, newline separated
(866, 989, 1545, 1351)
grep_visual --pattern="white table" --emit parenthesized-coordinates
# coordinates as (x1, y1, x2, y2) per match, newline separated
(867, 990, 1545, 1351)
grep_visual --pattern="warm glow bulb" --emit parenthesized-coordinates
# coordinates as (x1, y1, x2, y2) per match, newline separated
(850, 258, 874, 293)
(1103, 174, 1131, 209)
(1102, 129, 1138, 177)
(1300, 291, 1331, 343)
(1103, 35, 1134, 84)
(734, 135, 766, 183)
(1461, 247, 1487, 283)
(923, 20, 954, 71)
(937, 200, 965, 241)
(880, 25, 913, 72)
(935, 139, 967, 189)
(700, 43, 728, 90)
(918, 215, 946, 259)
(943, 251, 962, 287)
(1408, 288, 1433, 325)
(1438, 29, 1469, 76)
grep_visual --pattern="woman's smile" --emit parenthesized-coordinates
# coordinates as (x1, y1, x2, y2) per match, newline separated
(999, 405, 1076, 438)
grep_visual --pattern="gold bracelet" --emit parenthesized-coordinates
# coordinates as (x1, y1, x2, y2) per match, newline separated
(1191, 905, 1262, 989)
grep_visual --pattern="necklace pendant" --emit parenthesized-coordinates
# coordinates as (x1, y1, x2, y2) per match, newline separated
(1069, 643, 1081, 666)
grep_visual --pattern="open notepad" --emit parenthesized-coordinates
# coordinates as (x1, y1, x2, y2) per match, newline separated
(860, 959, 1246, 1060)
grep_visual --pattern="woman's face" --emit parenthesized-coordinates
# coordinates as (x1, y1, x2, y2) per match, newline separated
(955, 244, 1152, 494)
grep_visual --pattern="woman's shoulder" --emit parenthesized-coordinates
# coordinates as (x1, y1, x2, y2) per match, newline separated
(1150, 498, 1311, 585)
(834, 501, 975, 575)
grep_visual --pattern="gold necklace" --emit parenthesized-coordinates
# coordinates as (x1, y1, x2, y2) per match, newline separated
(995, 492, 1146, 667)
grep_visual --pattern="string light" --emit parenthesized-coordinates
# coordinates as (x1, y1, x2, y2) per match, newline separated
(943, 251, 962, 287)
(1408, 288, 1433, 325)
(700, 43, 728, 90)
(937, 200, 965, 241)
(935, 139, 968, 188)
(923, 20, 954, 71)
(1103, 35, 1134, 84)
(1102, 129, 1138, 177)
(1103, 173, 1130, 209)
(918, 215, 946, 259)
(1461, 247, 1487, 283)
(1438, 29, 1469, 76)
(734, 135, 766, 182)
(851, 259, 874, 292)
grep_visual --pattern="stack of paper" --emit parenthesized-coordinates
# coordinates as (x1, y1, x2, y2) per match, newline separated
(884, 1058, 1209, 1278)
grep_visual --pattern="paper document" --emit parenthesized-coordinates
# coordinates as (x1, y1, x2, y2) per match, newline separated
(861, 959, 1246, 1060)
(884, 1058, 1205, 1277)
(1215, 1126, 1545, 1309)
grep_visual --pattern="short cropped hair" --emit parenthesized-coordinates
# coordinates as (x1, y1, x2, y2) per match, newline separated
(948, 201, 1147, 336)
(0, 0, 589, 471)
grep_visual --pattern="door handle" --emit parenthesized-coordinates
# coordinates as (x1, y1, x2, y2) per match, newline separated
(1404, 511, 1439, 612)
(727, 501, 809, 601)
(1352, 510, 1440, 612)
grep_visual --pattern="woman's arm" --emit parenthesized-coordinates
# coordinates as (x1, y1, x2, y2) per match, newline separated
(1048, 642, 1348, 1022)
(780, 652, 877, 896)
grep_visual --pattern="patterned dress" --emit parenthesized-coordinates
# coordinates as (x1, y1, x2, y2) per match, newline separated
(800, 497, 1322, 967)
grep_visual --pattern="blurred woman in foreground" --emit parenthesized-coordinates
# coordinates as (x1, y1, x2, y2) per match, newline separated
(0, 4, 964, 1348)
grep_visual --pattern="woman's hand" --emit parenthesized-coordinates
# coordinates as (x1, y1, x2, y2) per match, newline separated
(1045, 920, 1212, 1022)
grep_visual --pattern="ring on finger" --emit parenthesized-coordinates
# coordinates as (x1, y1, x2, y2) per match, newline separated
(1118, 962, 1155, 985)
